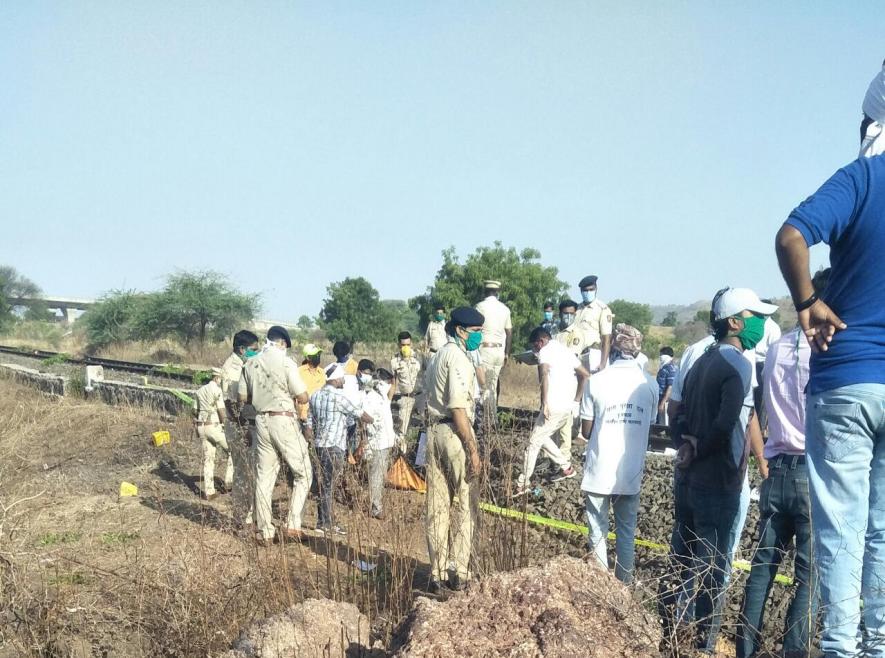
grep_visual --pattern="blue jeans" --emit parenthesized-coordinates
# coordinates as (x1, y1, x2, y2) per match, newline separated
(806, 383, 885, 658)
(737, 454, 817, 658)
(584, 492, 640, 583)
(667, 477, 741, 654)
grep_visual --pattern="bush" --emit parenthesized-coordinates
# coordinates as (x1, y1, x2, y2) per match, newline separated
(609, 299, 653, 334)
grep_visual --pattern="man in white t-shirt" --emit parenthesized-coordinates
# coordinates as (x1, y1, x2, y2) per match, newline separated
(475, 280, 512, 417)
(361, 368, 397, 519)
(580, 324, 658, 583)
(514, 326, 589, 496)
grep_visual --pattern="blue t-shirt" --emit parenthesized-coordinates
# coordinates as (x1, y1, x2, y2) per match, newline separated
(786, 154, 885, 395)
(656, 361, 678, 396)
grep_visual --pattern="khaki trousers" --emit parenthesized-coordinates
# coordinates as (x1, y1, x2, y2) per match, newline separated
(396, 394, 417, 437)
(517, 411, 572, 487)
(479, 347, 506, 411)
(198, 424, 233, 496)
(425, 423, 474, 582)
(254, 414, 312, 540)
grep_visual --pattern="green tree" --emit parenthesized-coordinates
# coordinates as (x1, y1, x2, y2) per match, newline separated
(694, 309, 709, 323)
(319, 277, 397, 343)
(136, 271, 258, 347)
(410, 243, 567, 345)
(382, 299, 420, 336)
(296, 315, 313, 331)
(661, 311, 678, 327)
(82, 290, 149, 348)
(0, 266, 41, 330)
(608, 299, 653, 334)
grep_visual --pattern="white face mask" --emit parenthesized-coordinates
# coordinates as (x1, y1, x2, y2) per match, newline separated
(659, 354, 673, 367)
(376, 381, 391, 397)
(358, 373, 373, 386)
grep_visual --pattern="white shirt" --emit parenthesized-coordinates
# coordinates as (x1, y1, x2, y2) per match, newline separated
(635, 352, 649, 372)
(580, 359, 659, 496)
(754, 317, 783, 364)
(538, 340, 581, 414)
(362, 388, 397, 451)
(671, 335, 757, 403)
(475, 296, 512, 346)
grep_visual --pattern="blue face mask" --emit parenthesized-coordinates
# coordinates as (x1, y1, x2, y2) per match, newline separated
(581, 289, 596, 304)
(465, 330, 483, 352)
(543, 311, 553, 321)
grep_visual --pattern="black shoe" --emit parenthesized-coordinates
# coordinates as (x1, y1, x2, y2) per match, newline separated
(427, 579, 444, 595)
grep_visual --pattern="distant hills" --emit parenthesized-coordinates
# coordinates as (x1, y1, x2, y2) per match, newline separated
(650, 297, 797, 330)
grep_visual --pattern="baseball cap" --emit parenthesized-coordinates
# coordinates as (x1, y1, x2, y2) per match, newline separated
(711, 288, 779, 321)
(302, 343, 322, 357)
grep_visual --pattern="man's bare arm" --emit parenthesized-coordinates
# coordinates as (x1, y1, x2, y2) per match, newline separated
(598, 334, 611, 370)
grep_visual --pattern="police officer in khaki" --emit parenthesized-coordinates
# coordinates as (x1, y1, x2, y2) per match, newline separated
(424, 306, 484, 593)
(238, 326, 311, 545)
(474, 281, 512, 415)
(424, 303, 447, 354)
(391, 331, 422, 439)
(195, 367, 233, 500)
(574, 275, 613, 371)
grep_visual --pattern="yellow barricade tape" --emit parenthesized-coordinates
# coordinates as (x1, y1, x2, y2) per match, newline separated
(478, 501, 794, 587)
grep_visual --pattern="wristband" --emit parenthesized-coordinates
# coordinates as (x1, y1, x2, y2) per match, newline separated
(795, 292, 819, 312)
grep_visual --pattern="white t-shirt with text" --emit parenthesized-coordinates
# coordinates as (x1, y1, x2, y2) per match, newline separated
(539, 340, 581, 414)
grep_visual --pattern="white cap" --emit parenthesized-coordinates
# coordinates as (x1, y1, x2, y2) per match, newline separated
(711, 288, 779, 321)
(324, 363, 345, 381)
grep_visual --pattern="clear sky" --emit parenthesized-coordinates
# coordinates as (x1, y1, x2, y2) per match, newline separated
(1, 2, 880, 321)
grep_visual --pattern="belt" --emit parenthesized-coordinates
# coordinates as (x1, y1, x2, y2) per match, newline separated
(430, 416, 454, 425)
(194, 420, 219, 426)
(398, 392, 418, 398)
(260, 411, 296, 417)
(481, 342, 503, 348)
(769, 453, 806, 469)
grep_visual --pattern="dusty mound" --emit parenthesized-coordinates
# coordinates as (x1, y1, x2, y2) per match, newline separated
(391, 555, 660, 657)
(221, 598, 378, 658)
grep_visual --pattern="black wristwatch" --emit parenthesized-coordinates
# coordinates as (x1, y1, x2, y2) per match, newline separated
(795, 292, 819, 312)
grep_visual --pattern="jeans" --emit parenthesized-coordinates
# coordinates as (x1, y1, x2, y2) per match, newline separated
(667, 477, 741, 654)
(584, 492, 640, 583)
(737, 454, 817, 658)
(317, 447, 345, 528)
(806, 383, 885, 658)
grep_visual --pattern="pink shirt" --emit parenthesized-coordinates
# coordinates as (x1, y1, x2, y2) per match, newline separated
(762, 328, 810, 458)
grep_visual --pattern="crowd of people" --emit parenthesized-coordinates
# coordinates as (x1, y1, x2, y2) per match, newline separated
(188, 61, 885, 658)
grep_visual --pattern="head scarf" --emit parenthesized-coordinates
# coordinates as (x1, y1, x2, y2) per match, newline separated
(861, 61, 885, 158)
(613, 323, 643, 358)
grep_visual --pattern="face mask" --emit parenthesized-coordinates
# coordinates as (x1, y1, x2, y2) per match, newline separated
(581, 290, 596, 304)
(559, 313, 575, 329)
(435, 313, 445, 322)
(400, 345, 413, 358)
(736, 315, 766, 351)
(464, 330, 483, 352)
(358, 373, 373, 386)
(543, 311, 553, 321)
(308, 356, 321, 367)
(659, 354, 673, 367)
(243, 348, 259, 360)
(376, 381, 391, 397)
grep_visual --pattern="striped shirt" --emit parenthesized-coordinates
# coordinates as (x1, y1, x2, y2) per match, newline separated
(309, 385, 363, 450)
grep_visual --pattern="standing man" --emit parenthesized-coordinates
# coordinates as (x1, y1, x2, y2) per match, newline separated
(238, 326, 311, 545)
(362, 368, 397, 519)
(391, 331, 422, 439)
(513, 327, 586, 496)
(195, 367, 233, 500)
(424, 307, 485, 592)
(656, 346, 678, 425)
(580, 324, 658, 583)
(737, 270, 829, 658)
(308, 363, 373, 535)
(297, 344, 327, 435)
(776, 135, 885, 655)
(424, 304, 447, 355)
(555, 299, 585, 355)
(475, 280, 512, 415)
(662, 288, 777, 655)
(333, 341, 358, 376)
(574, 275, 613, 371)
(540, 302, 558, 336)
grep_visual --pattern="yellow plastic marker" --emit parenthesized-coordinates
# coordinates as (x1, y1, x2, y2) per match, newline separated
(119, 482, 138, 497)
(151, 430, 171, 447)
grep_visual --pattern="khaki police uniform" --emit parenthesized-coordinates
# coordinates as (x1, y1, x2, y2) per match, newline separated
(424, 320, 447, 353)
(575, 299, 613, 350)
(555, 324, 588, 356)
(239, 347, 310, 540)
(195, 378, 233, 496)
(424, 339, 477, 584)
(390, 353, 422, 437)
(474, 295, 511, 412)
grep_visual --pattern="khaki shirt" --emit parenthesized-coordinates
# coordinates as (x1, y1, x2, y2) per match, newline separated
(475, 296, 512, 346)
(238, 348, 307, 414)
(425, 320, 447, 352)
(555, 324, 588, 356)
(575, 299, 613, 348)
(425, 340, 477, 423)
(195, 379, 225, 423)
(391, 354, 422, 394)
(220, 352, 244, 403)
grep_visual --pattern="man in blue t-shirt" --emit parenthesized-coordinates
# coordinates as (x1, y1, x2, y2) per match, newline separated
(776, 150, 885, 657)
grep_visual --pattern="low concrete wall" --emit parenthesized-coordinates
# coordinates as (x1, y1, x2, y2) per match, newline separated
(0, 363, 67, 396)
(90, 380, 195, 417)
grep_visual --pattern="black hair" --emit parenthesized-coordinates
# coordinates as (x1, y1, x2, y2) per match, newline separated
(398, 331, 412, 342)
(659, 346, 675, 357)
(332, 341, 351, 359)
(543, 302, 554, 310)
(711, 319, 732, 341)
(812, 267, 831, 296)
(376, 368, 393, 382)
(433, 303, 445, 311)
(559, 299, 578, 313)
(529, 327, 551, 343)
(357, 359, 375, 372)
(233, 330, 259, 351)
(445, 321, 456, 337)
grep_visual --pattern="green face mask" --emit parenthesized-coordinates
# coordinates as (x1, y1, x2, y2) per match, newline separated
(435, 313, 445, 322)
(736, 315, 766, 351)
(244, 348, 260, 359)
(465, 330, 483, 352)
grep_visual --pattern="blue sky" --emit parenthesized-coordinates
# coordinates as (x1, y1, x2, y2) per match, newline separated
(1, 2, 880, 321)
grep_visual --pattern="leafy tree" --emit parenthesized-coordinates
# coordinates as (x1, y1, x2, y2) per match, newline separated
(82, 290, 149, 348)
(319, 277, 397, 343)
(661, 311, 678, 327)
(608, 299, 653, 334)
(382, 299, 420, 336)
(136, 271, 259, 347)
(296, 315, 313, 331)
(694, 309, 709, 323)
(0, 266, 41, 330)
(674, 320, 710, 345)
(410, 243, 567, 344)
